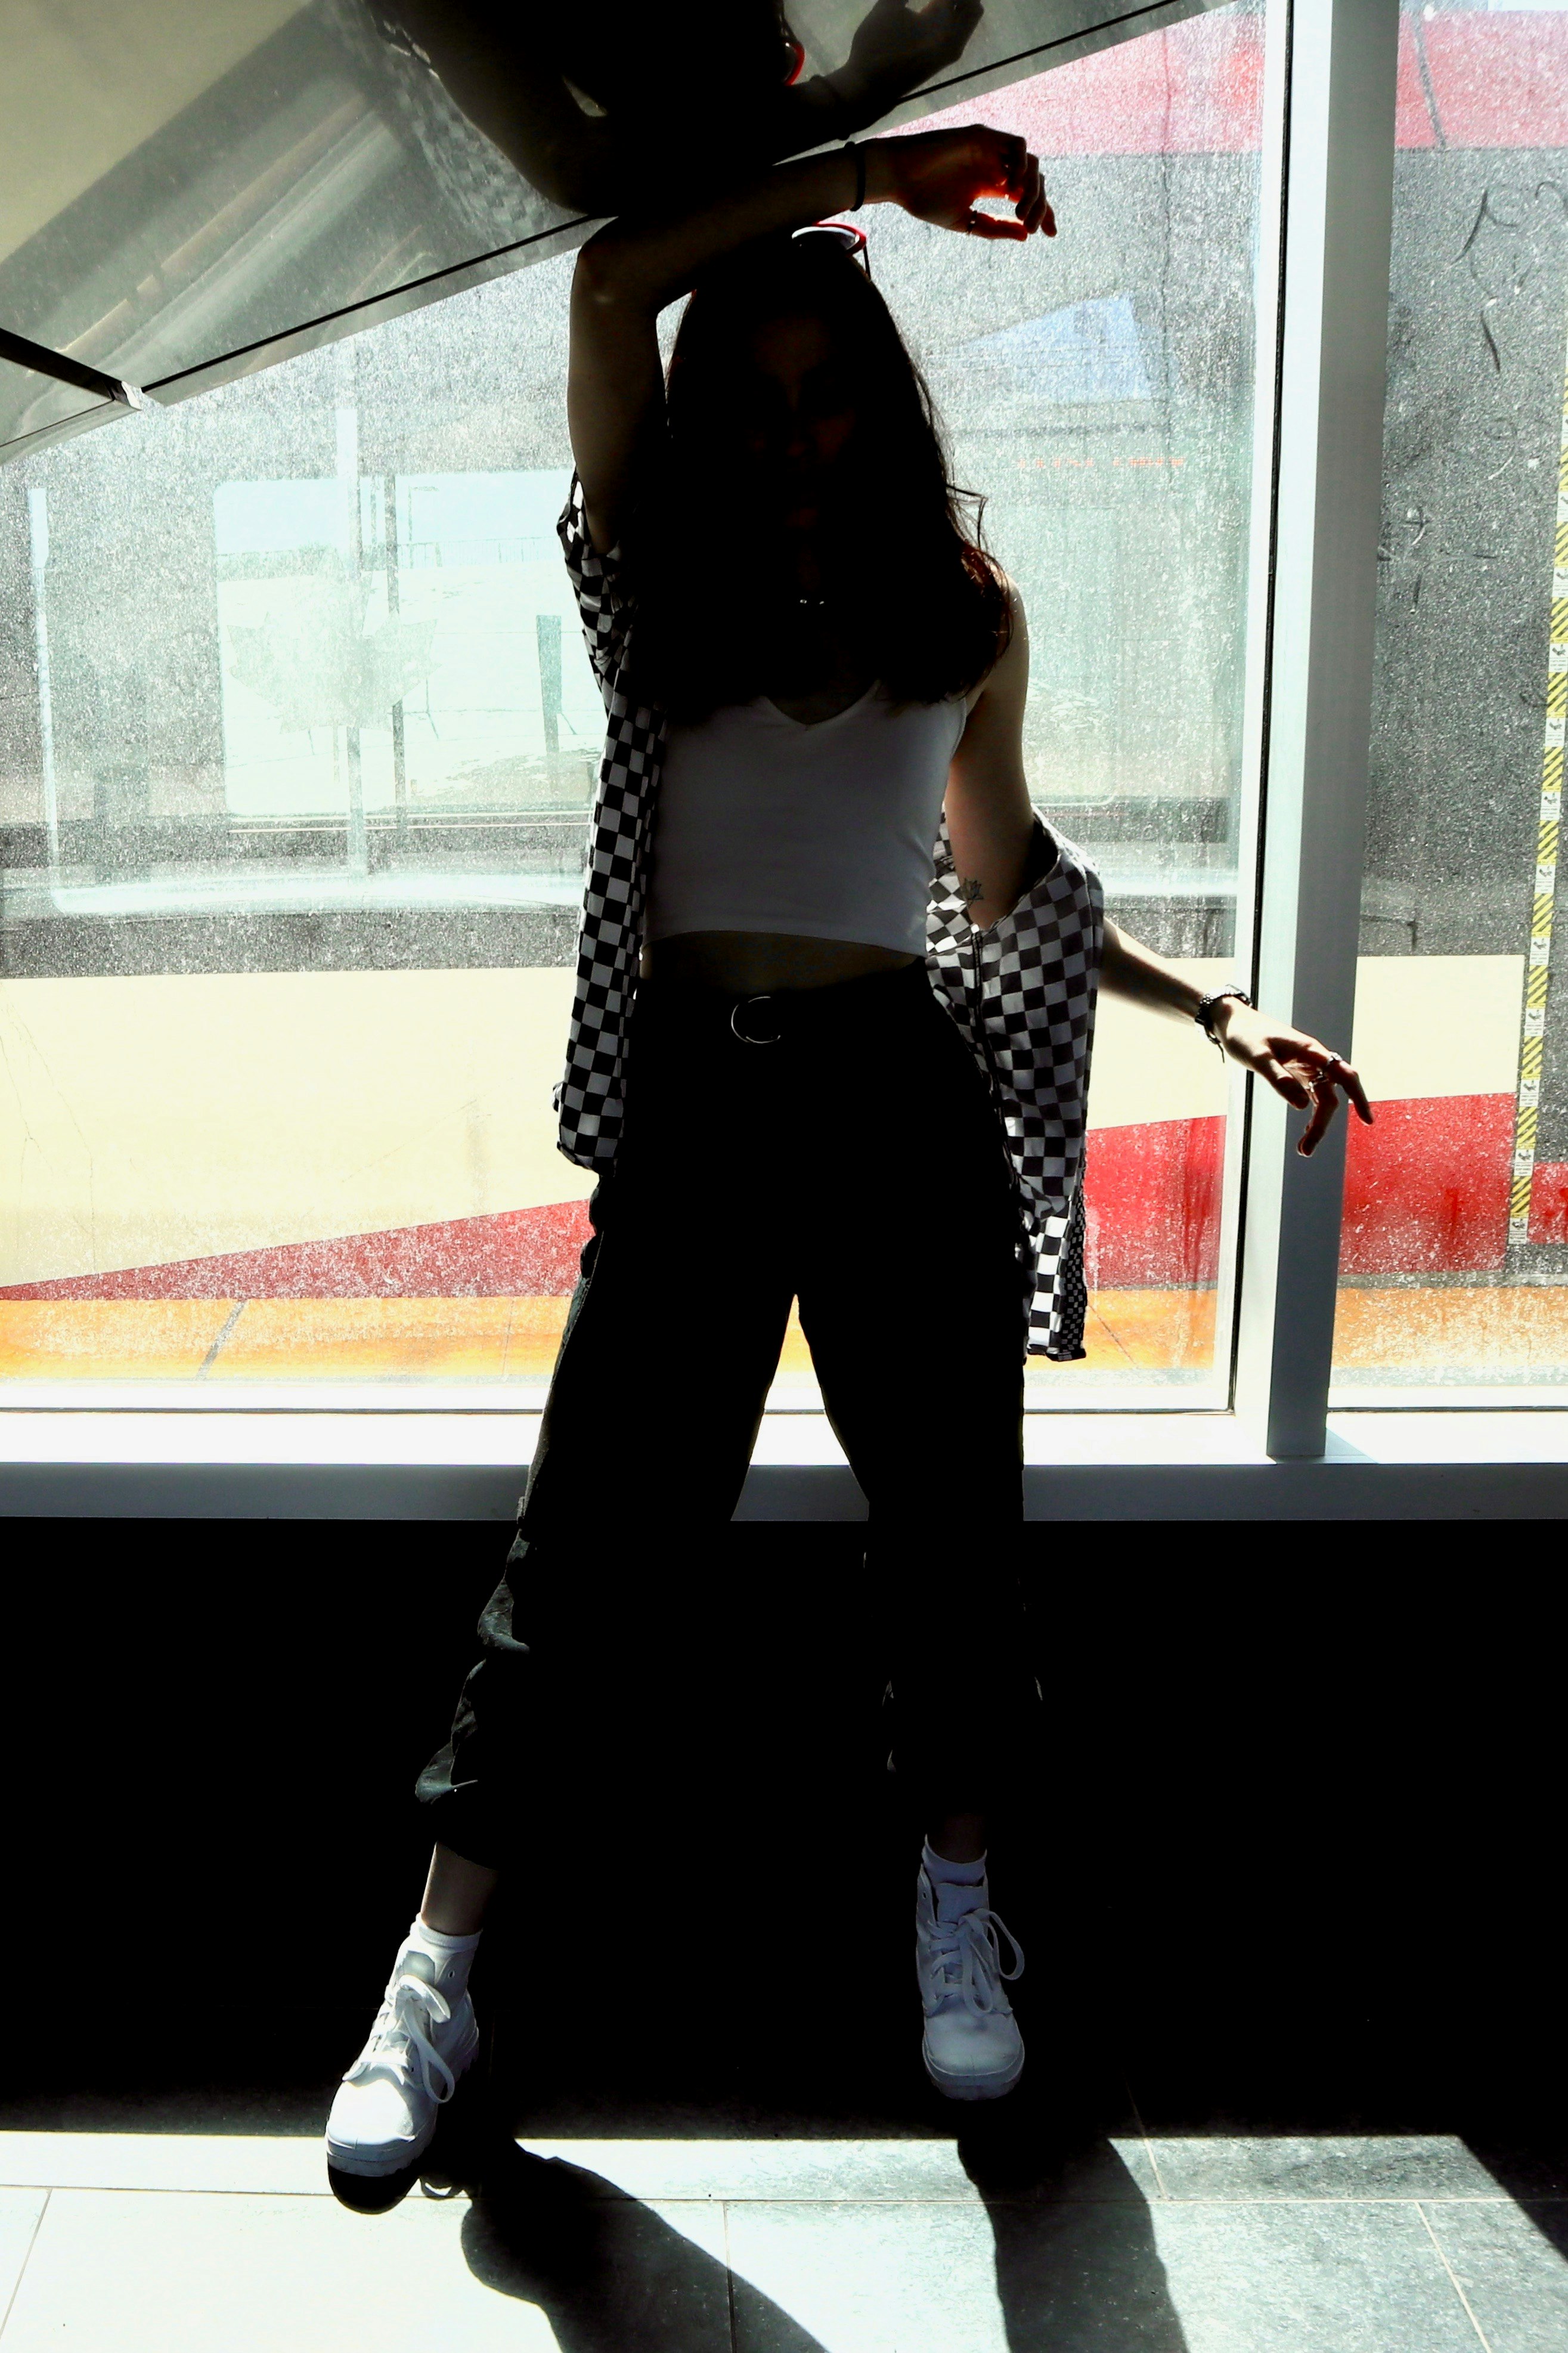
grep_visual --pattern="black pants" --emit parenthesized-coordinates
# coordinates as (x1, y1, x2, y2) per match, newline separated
(418, 960, 1039, 1866)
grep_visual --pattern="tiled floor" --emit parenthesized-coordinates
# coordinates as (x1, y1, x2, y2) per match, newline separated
(5, 1287, 1567, 1384)
(1, 2128, 1563, 2350)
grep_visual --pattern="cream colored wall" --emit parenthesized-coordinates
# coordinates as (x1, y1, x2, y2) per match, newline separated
(0, 953, 1530, 1287)
(1089, 952, 1526, 1130)
(1347, 953, 1524, 1103)
(0, 968, 591, 1287)
(0, 0, 308, 266)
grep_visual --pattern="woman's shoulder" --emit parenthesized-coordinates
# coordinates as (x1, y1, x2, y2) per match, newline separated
(963, 572, 1027, 713)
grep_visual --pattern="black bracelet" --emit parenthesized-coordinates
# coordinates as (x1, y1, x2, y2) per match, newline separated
(1194, 986, 1252, 1047)
(844, 139, 866, 212)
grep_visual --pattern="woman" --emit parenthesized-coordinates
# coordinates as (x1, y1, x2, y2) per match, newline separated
(326, 124, 1371, 2203)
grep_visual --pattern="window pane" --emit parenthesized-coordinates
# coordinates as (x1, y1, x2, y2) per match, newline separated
(1332, 1, 1568, 1401)
(903, 4, 1266, 1401)
(0, 5, 1268, 1401)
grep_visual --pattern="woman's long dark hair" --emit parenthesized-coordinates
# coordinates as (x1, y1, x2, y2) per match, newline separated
(626, 233, 1011, 722)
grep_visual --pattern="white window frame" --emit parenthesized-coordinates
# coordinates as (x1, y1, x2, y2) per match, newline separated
(4, 0, 1567, 1519)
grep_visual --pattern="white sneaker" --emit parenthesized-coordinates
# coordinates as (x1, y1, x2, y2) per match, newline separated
(326, 1934, 479, 2184)
(915, 1862, 1025, 2101)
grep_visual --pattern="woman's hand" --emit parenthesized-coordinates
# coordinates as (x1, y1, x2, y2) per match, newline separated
(869, 126, 1055, 242)
(1212, 1001, 1374, 1158)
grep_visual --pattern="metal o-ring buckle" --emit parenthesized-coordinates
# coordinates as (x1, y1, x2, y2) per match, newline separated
(731, 993, 783, 1045)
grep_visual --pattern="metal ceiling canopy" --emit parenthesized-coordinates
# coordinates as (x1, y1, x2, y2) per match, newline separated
(0, 0, 1228, 464)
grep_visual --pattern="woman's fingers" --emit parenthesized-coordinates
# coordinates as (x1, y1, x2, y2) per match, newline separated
(1232, 1021, 1373, 1154)
(1334, 1057, 1374, 1125)
(1257, 1054, 1312, 1112)
(962, 209, 1028, 240)
(1296, 1078, 1339, 1157)
(1015, 155, 1051, 233)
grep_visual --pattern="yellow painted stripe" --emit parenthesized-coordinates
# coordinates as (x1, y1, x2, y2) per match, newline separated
(1510, 308, 1567, 1244)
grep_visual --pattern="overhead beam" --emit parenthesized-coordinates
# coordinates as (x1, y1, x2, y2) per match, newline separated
(0, 324, 146, 410)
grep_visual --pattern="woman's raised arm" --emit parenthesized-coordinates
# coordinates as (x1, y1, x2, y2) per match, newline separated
(568, 126, 1054, 552)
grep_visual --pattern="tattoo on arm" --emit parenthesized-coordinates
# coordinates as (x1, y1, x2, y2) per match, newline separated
(962, 876, 984, 906)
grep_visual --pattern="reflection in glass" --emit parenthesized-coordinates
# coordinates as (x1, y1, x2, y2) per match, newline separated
(0, 7, 1265, 1397)
(1332, 0, 1568, 1397)
(0, 0, 1217, 456)
(0, 358, 112, 455)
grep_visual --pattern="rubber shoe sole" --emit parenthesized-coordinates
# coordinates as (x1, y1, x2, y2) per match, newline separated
(327, 2155, 424, 2215)
(922, 2044, 1025, 2102)
(326, 2053, 486, 2214)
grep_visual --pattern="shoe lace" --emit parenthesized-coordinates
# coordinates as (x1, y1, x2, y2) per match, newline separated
(345, 1966, 461, 2104)
(928, 1903, 1025, 2019)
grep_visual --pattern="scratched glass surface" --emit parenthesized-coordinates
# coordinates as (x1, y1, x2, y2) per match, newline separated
(0, 11, 1265, 1398)
(1330, 0, 1568, 1398)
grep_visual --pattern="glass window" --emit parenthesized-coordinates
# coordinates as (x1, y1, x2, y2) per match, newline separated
(906, 2, 1266, 1401)
(1332, 0, 1568, 1401)
(0, 4, 1269, 1405)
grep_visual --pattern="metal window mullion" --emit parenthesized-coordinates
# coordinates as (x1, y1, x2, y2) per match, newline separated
(1232, 0, 1400, 1459)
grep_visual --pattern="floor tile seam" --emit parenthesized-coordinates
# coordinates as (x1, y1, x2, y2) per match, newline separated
(1123, 2076, 1169, 2199)
(1136, 2192, 1523, 2208)
(0, 2182, 336, 2199)
(0, 2185, 48, 2343)
(1415, 2199, 1498, 2353)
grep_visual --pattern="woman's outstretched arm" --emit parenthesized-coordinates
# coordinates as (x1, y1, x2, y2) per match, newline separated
(569, 126, 1054, 552)
(1101, 924, 1374, 1159)
(945, 585, 1373, 1158)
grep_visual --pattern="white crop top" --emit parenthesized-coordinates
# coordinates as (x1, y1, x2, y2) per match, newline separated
(645, 683, 968, 958)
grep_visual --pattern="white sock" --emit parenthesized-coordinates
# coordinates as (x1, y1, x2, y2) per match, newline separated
(923, 1843, 987, 1921)
(406, 1915, 481, 2001)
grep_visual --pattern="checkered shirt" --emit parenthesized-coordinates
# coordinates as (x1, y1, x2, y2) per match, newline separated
(554, 480, 1104, 1361)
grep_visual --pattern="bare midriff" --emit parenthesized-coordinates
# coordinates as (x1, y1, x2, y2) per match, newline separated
(643, 931, 916, 992)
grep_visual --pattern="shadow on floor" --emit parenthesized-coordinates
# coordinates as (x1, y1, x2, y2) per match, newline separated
(458, 2099, 1190, 2353)
(464, 2142, 816, 2353)
(960, 2100, 1190, 2352)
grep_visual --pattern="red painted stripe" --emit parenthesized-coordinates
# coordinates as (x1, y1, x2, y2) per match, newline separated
(1340, 1093, 1513, 1276)
(1396, 17, 1440, 151)
(1422, 18, 1568, 150)
(1083, 1114, 1225, 1289)
(925, 16, 1266, 156)
(0, 1199, 594, 1302)
(916, 16, 1567, 158)
(1082, 1094, 1519, 1286)
(1529, 1161, 1568, 1249)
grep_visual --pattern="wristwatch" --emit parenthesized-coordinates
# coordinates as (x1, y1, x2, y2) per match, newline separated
(1193, 986, 1253, 1047)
